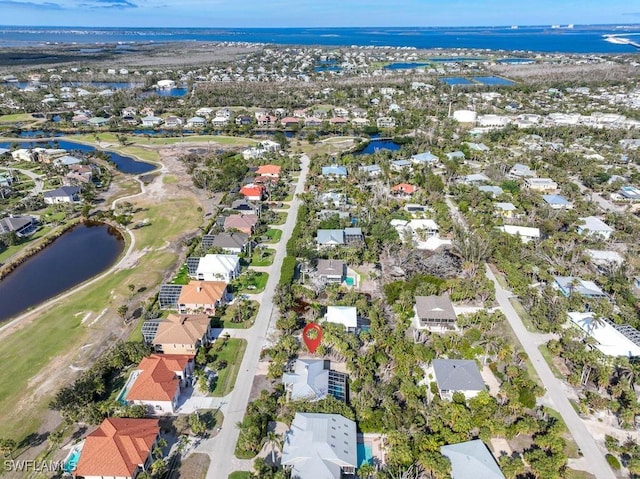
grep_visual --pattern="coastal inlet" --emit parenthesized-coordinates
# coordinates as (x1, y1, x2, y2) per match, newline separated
(0, 222, 124, 323)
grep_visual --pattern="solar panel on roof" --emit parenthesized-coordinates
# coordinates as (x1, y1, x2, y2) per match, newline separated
(201, 235, 216, 249)
(186, 257, 201, 276)
(141, 319, 162, 342)
(158, 284, 183, 309)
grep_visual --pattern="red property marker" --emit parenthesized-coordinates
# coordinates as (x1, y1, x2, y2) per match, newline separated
(302, 323, 323, 353)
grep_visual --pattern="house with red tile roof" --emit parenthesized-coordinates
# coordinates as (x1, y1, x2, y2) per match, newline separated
(177, 281, 228, 315)
(223, 214, 259, 235)
(152, 313, 211, 355)
(256, 164, 282, 177)
(240, 184, 265, 201)
(391, 183, 416, 196)
(73, 418, 160, 479)
(281, 117, 300, 128)
(124, 354, 194, 415)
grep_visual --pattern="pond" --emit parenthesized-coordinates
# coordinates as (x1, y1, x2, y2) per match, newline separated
(384, 62, 430, 70)
(0, 222, 125, 323)
(0, 139, 156, 174)
(353, 139, 402, 155)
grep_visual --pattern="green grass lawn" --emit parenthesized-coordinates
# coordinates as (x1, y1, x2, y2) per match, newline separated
(228, 472, 251, 479)
(0, 113, 34, 122)
(509, 298, 538, 333)
(263, 228, 282, 243)
(209, 338, 247, 397)
(538, 344, 563, 379)
(232, 271, 269, 294)
(0, 190, 203, 442)
(211, 300, 259, 329)
(249, 248, 274, 266)
(267, 212, 287, 225)
(171, 263, 190, 285)
(0, 225, 55, 263)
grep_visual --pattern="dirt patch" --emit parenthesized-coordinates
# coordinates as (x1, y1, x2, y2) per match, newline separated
(248, 374, 274, 402)
(170, 452, 211, 479)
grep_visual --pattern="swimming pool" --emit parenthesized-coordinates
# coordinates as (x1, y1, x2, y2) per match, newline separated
(63, 448, 81, 473)
(357, 442, 374, 466)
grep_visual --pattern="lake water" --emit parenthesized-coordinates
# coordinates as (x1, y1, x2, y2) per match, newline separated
(354, 139, 402, 155)
(441, 76, 514, 86)
(384, 62, 430, 70)
(0, 139, 156, 174)
(0, 222, 124, 323)
(441, 77, 475, 85)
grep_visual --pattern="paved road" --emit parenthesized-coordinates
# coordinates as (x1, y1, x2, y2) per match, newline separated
(443, 194, 615, 478)
(570, 177, 623, 213)
(0, 166, 44, 197)
(486, 265, 616, 479)
(199, 154, 310, 479)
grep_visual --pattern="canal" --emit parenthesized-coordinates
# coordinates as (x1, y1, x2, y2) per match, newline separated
(0, 222, 125, 323)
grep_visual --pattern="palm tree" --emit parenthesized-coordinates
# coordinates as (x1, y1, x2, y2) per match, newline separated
(261, 431, 283, 465)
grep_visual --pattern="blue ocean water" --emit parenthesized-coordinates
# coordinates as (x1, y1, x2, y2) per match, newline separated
(0, 25, 639, 53)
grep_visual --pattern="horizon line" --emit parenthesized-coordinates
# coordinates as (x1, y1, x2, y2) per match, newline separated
(2, 23, 640, 29)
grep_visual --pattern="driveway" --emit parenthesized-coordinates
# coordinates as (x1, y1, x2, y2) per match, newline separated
(198, 154, 311, 478)
(486, 265, 616, 479)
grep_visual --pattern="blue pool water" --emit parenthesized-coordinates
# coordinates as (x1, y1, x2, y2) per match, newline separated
(357, 442, 374, 466)
(63, 449, 81, 473)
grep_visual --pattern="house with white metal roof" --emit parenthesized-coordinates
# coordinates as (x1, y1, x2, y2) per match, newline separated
(282, 413, 357, 479)
(441, 439, 505, 479)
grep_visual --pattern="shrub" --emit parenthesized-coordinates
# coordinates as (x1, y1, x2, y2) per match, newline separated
(606, 454, 621, 470)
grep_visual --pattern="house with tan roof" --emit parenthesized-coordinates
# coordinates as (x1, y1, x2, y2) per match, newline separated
(223, 214, 259, 235)
(73, 418, 160, 479)
(123, 354, 194, 415)
(152, 313, 211, 354)
(256, 164, 281, 177)
(177, 281, 228, 314)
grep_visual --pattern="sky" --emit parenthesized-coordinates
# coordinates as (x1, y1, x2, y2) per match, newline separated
(0, 0, 639, 27)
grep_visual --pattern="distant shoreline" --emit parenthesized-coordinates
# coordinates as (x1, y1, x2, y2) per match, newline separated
(1, 25, 640, 53)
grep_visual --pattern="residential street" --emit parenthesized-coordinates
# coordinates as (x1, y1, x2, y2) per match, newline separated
(486, 265, 616, 479)
(0, 166, 44, 197)
(570, 176, 623, 213)
(198, 154, 310, 479)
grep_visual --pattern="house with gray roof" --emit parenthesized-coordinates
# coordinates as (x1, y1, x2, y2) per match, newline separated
(358, 164, 382, 177)
(42, 185, 80, 204)
(441, 439, 505, 479)
(201, 231, 249, 254)
(282, 359, 348, 402)
(478, 185, 503, 198)
(508, 163, 536, 178)
(553, 276, 607, 299)
(543, 194, 573, 210)
(461, 173, 490, 185)
(577, 216, 614, 240)
(316, 228, 363, 247)
(411, 151, 439, 165)
(390, 159, 412, 172)
(0, 215, 36, 237)
(316, 259, 346, 284)
(322, 165, 348, 178)
(430, 359, 486, 401)
(282, 413, 357, 479)
(414, 294, 457, 330)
